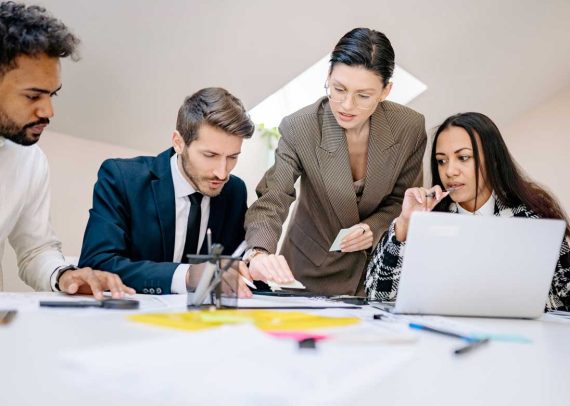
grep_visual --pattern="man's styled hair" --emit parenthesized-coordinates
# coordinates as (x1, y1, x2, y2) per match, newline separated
(0, 1, 80, 76)
(176, 87, 255, 145)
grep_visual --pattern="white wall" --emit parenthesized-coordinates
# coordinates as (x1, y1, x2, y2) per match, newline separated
(233, 130, 271, 206)
(502, 84, 570, 215)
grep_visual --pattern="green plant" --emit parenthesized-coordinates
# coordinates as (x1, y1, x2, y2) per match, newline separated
(257, 123, 281, 150)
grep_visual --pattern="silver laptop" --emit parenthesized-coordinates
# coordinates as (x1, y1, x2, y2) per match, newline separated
(394, 212, 566, 318)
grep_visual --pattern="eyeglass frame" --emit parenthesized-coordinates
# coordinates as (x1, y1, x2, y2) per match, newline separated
(324, 79, 384, 110)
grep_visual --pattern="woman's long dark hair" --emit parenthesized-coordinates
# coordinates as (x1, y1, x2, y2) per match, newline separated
(431, 112, 570, 237)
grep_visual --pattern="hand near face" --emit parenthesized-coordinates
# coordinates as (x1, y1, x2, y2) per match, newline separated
(395, 186, 449, 242)
(57, 268, 136, 300)
(340, 223, 373, 252)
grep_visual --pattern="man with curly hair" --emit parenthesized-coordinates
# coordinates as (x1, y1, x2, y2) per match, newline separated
(0, 1, 134, 298)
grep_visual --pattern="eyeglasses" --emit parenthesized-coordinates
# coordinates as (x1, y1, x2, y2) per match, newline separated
(324, 80, 381, 110)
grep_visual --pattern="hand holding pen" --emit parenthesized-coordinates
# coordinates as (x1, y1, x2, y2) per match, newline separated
(394, 185, 455, 242)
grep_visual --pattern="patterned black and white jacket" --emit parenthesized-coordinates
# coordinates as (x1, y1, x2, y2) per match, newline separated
(365, 199, 570, 311)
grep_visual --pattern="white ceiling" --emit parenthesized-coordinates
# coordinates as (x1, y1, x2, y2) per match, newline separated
(34, 0, 570, 152)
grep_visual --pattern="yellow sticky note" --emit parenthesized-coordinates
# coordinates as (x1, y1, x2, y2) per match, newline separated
(129, 310, 359, 332)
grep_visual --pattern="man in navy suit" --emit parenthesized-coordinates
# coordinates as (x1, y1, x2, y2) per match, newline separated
(79, 87, 254, 295)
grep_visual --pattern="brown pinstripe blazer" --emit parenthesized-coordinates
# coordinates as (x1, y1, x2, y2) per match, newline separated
(244, 97, 427, 296)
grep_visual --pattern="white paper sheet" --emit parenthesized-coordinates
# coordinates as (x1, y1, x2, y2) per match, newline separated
(329, 227, 356, 251)
(58, 324, 415, 405)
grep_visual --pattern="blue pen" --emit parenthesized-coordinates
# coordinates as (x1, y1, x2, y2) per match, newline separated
(408, 322, 476, 342)
(409, 322, 490, 355)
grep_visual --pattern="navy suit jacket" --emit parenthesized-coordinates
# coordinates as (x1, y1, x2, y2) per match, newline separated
(79, 148, 247, 294)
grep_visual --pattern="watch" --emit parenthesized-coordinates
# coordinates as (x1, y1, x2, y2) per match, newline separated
(53, 265, 79, 291)
(242, 247, 268, 264)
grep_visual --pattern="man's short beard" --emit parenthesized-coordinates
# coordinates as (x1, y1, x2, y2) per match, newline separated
(0, 110, 47, 146)
(179, 151, 225, 197)
(0, 128, 35, 145)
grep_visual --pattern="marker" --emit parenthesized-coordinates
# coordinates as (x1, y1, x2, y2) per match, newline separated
(454, 338, 490, 355)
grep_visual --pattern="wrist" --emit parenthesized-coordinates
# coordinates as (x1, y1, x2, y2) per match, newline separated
(52, 265, 79, 292)
(394, 216, 409, 242)
(243, 247, 268, 265)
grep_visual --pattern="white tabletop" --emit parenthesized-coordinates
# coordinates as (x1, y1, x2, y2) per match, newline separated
(1, 292, 569, 405)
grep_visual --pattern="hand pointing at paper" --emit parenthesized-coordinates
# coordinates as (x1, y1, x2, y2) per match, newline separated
(248, 252, 295, 284)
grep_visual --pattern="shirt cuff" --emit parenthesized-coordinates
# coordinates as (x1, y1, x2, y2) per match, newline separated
(50, 267, 60, 292)
(50, 265, 77, 292)
(171, 264, 191, 294)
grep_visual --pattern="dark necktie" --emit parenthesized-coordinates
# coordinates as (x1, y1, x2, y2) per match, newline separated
(181, 192, 203, 263)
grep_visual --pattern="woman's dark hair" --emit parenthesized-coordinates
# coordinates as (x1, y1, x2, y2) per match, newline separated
(329, 27, 395, 86)
(176, 87, 255, 145)
(431, 112, 570, 237)
(0, 1, 80, 76)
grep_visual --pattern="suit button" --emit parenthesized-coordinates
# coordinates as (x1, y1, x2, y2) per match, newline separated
(149, 288, 155, 294)
(143, 288, 149, 294)
(156, 288, 162, 294)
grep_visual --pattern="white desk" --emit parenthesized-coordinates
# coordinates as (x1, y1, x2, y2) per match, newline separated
(1, 292, 569, 405)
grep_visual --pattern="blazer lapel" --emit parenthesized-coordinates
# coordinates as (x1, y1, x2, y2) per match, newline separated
(150, 148, 177, 260)
(316, 104, 359, 227)
(358, 102, 399, 217)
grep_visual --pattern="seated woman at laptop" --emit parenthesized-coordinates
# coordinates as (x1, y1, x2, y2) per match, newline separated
(365, 112, 570, 311)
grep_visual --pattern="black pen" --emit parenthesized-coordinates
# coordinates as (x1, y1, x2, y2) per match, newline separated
(454, 338, 490, 355)
(425, 187, 456, 198)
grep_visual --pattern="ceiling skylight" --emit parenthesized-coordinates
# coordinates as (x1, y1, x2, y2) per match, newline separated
(249, 54, 427, 129)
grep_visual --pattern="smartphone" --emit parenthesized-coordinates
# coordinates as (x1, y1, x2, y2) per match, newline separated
(39, 299, 139, 310)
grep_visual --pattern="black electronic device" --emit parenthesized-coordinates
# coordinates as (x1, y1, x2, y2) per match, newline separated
(39, 298, 140, 310)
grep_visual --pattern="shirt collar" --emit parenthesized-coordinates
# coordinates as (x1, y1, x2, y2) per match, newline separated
(0, 136, 5, 148)
(170, 153, 197, 198)
(456, 192, 496, 215)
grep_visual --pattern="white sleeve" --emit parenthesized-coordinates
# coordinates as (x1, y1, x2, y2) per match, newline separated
(8, 152, 65, 291)
(171, 264, 190, 294)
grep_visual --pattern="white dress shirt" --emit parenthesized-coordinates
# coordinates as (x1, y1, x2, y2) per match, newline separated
(170, 154, 211, 293)
(456, 193, 496, 216)
(0, 136, 67, 291)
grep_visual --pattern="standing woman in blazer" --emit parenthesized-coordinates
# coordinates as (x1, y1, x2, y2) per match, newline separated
(244, 28, 427, 296)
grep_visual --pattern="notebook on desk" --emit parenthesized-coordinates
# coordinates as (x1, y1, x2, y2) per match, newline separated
(394, 212, 566, 318)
